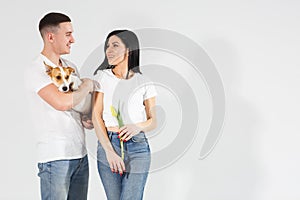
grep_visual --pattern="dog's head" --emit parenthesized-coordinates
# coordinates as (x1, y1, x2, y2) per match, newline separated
(44, 61, 75, 92)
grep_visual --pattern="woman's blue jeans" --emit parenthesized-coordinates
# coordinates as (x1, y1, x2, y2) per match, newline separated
(97, 131, 151, 200)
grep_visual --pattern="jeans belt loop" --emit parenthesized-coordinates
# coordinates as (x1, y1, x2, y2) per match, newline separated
(108, 131, 113, 140)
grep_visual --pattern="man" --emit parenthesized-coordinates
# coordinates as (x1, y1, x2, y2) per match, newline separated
(25, 12, 94, 200)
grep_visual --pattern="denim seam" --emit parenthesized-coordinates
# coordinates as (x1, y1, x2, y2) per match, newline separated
(49, 163, 52, 200)
(74, 157, 84, 177)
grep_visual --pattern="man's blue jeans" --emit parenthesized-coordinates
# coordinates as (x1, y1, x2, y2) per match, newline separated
(37, 155, 89, 200)
(97, 131, 151, 200)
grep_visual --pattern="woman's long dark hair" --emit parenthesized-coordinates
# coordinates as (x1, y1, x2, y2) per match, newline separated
(93, 30, 141, 77)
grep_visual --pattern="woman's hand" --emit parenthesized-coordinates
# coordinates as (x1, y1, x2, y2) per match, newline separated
(119, 124, 142, 142)
(105, 150, 126, 175)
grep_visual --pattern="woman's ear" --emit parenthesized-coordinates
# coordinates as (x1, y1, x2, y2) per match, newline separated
(126, 48, 129, 57)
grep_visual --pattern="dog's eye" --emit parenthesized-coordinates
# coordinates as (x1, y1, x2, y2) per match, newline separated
(65, 75, 69, 79)
(56, 76, 61, 80)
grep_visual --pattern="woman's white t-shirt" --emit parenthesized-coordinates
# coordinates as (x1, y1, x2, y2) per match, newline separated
(94, 69, 157, 127)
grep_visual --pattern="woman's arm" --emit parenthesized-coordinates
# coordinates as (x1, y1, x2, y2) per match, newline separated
(119, 97, 157, 141)
(139, 96, 157, 131)
(92, 92, 125, 175)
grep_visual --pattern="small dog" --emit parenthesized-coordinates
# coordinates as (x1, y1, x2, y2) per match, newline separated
(44, 61, 82, 92)
(43, 61, 91, 115)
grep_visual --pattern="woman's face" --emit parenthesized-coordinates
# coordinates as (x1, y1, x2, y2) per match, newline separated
(106, 35, 128, 66)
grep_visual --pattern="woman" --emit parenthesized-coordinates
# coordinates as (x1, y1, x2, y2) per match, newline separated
(92, 30, 157, 200)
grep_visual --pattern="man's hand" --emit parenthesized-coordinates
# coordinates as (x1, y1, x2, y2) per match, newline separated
(80, 78, 94, 93)
(81, 78, 100, 92)
(81, 115, 94, 129)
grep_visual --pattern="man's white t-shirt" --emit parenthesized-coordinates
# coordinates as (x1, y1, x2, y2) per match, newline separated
(94, 69, 157, 127)
(25, 54, 86, 163)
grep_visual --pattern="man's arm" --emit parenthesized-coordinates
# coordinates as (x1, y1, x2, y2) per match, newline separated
(38, 78, 94, 111)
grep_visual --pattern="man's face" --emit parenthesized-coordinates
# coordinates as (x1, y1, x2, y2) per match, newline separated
(52, 22, 75, 55)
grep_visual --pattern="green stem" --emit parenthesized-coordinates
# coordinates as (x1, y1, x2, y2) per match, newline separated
(117, 114, 124, 160)
(120, 140, 124, 160)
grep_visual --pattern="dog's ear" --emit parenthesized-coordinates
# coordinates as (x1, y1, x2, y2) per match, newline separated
(43, 61, 53, 76)
(66, 67, 75, 74)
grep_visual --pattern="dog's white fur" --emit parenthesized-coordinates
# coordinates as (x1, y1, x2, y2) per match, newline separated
(68, 70, 82, 91)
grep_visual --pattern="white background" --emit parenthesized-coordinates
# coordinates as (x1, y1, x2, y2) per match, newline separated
(1, 0, 300, 199)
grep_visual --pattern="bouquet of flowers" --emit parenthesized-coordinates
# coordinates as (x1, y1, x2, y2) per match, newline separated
(110, 105, 125, 160)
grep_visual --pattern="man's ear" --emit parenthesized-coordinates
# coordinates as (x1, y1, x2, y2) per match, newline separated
(46, 32, 54, 43)
(43, 61, 53, 76)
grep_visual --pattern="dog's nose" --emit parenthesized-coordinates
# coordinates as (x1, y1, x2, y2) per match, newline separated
(62, 86, 68, 92)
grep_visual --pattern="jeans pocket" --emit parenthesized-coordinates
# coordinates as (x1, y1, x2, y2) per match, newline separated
(128, 132, 150, 154)
(131, 132, 147, 143)
(38, 163, 43, 171)
(37, 162, 50, 177)
(37, 163, 45, 177)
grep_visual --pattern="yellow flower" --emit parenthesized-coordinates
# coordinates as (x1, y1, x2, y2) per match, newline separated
(110, 104, 125, 160)
(110, 105, 118, 117)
